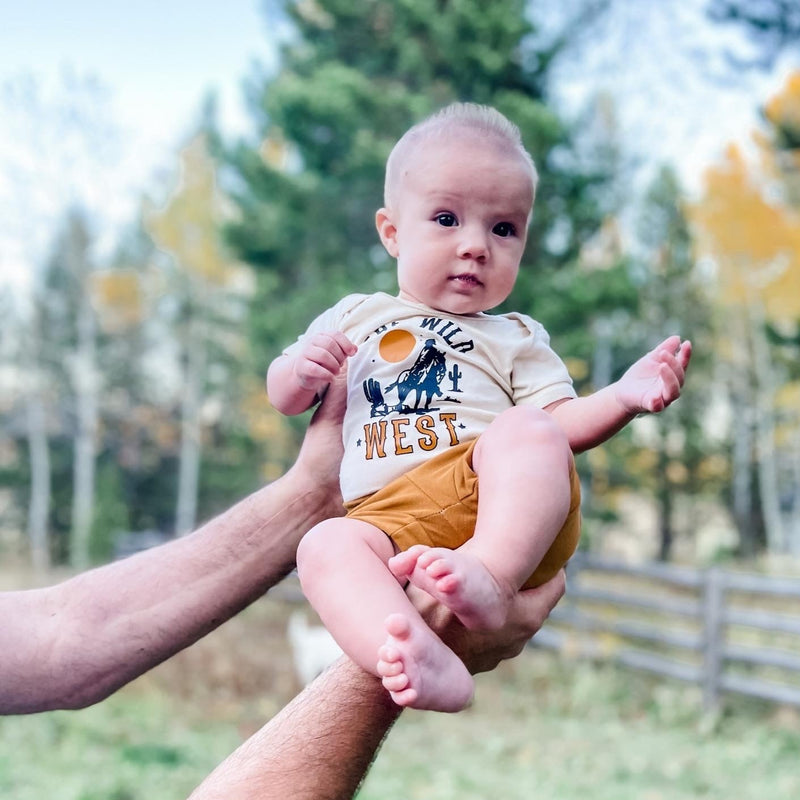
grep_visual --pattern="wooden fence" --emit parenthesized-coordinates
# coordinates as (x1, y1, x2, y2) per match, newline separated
(532, 553, 800, 711)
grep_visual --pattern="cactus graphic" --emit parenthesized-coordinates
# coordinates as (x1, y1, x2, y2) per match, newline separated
(448, 363, 463, 392)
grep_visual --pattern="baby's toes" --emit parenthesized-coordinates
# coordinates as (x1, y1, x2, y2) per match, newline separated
(424, 557, 454, 579)
(377, 657, 404, 678)
(389, 686, 419, 707)
(435, 573, 460, 594)
(416, 547, 448, 569)
(377, 643, 400, 663)
(382, 673, 410, 693)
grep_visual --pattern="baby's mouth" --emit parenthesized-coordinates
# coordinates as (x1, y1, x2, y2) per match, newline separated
(451, 274, 482, 287)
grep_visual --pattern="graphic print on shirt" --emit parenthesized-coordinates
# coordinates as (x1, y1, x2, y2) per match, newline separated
(355, 317, 474, 464)
(362, 334, 461, 417)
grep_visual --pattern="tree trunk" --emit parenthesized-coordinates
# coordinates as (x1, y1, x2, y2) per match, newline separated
(175, 317, 206, 536)
(70, 289, 99, 569)
(747, 300, 785, 554)
(731, 389, 755, 557)
(26, 388, 51, 572)
(656, 437, 674, 561)
(790, 428, 800, 556)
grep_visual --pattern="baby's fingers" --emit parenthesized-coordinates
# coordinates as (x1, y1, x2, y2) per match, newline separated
(654, 334, 682, 357)
(652, 361, 682, 410)
(655, 341, 689, 387)
(307, 331, 357, 365)
(330, 331, 357, 358)
(294, 356, 339, 390)
(677, 339, 692, 371)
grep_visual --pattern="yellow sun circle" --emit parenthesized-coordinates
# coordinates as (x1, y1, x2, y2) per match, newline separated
(378, 329, 416, 363)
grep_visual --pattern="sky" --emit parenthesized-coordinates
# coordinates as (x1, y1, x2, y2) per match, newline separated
(1, 0, 270, 150)
(0, 0, 274, 294)
(0, 0, 797, 297)
(544, 0, 798, 192)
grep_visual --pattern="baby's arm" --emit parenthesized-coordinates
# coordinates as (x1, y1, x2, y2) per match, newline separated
(548, 335, 692, 453)
(267, 331, 356, 416)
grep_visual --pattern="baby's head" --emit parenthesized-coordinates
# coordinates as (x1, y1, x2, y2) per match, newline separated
(377, 104, 537, 315)
(384, 103, 538, 214)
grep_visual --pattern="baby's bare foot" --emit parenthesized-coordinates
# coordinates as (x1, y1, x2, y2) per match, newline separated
(376, 613, 474, 712)
(388, 544, 430, 582)
(405, 547, 511, 630)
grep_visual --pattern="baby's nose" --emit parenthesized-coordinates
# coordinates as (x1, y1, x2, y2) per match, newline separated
(456, 227, 488, 260)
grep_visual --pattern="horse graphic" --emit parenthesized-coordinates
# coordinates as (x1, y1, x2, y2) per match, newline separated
(363, 338, 449, 416)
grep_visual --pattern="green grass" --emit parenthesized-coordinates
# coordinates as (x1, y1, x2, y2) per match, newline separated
(359, 655, 800, 799)
(0, 691, 241, 800)
(2, 586, 799, 800)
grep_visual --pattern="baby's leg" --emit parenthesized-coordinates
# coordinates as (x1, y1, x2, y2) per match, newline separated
(297, 518, 474, 712)
(389, 544, 508, 630)
(377, 613, 475, 711)
(393, 406, 572, 630)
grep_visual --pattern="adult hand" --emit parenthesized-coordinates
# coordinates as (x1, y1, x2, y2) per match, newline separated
(290, 369, 347, 518)
(411, 568, 565, 674)
(191, 571, 565, 799)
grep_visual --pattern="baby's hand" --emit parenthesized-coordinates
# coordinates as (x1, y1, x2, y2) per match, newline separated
(294, 331, 357, 392)
(615, 335, 692, 414)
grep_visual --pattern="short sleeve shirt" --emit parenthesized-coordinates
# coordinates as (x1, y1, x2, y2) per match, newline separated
(282, 292, 576, 503)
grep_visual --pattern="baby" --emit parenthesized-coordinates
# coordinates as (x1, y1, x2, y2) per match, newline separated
(268, 103, 691, 711)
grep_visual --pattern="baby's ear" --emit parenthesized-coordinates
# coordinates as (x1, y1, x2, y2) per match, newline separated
(375, 208, 399, 258)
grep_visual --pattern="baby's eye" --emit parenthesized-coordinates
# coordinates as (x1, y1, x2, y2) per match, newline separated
(435, 213, 458, 227)
(493, 221, 516, 238)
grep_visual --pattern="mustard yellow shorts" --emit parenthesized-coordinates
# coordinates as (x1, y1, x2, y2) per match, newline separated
(344, 439, 581, 589)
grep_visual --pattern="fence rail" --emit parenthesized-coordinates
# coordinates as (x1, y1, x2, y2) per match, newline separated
(533, 553, 800, 711)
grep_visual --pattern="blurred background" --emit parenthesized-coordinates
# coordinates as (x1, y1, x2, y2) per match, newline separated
(2, 0, 798, 573)
(1, 1, 800, 797)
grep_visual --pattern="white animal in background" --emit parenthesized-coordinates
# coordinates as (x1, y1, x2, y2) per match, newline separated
(287, 611, 344, 687)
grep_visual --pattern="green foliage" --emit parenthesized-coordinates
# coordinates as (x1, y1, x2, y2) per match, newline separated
(4, 0, 728, 561)
(0, 434, 28, 539)
(276, 0, 549, 99)
(196, 428, 266, 523)
(226, 0, 611, 378)
(630, 166, 719, 557)
(89, 460, 132, 563)
(46, 440, 75, 563)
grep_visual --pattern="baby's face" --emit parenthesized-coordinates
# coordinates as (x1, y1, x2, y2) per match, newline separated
(378, 136, 534, 315)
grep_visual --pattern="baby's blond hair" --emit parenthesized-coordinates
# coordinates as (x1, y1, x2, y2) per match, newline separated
(384, 103, 538, 209)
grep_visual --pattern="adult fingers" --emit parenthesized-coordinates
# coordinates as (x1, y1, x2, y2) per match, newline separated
(508, 569, 566, 636)
(311, 368, 348, 425)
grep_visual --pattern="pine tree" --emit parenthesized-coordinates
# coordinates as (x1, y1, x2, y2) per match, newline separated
(634, 167, 718, 560)
(225, 0, 609, 334)
(224, 0, 615, 466)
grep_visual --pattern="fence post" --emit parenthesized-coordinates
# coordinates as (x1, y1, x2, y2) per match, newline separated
(701, 567, 725, 712)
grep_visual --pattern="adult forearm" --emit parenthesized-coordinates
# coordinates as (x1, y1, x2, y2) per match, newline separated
(0, 469, 341, 714)
(0, 378, 347, 716)
(190, 657, 401, 800)
(190, 572, 565, 798)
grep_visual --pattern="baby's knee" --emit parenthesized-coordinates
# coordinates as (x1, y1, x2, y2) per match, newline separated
(296, 519, 338, 581)
(493, 405, 568, 452)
